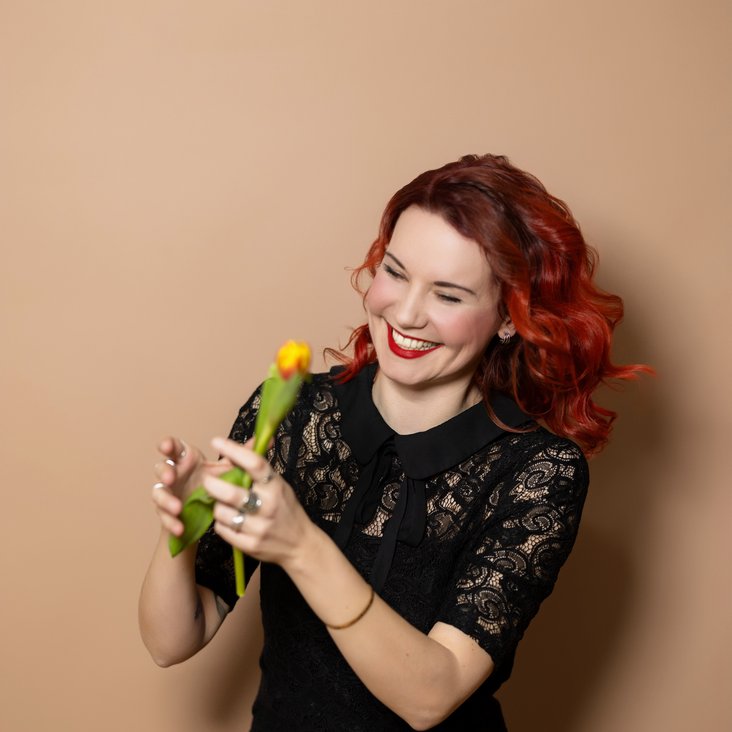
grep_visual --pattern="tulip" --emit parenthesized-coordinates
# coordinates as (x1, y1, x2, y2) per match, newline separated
(169, 341, 311, 598)
(276, 340, 312, 379)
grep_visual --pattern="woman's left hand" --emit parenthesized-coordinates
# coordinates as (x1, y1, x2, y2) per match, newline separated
(203, 436, 312, 567)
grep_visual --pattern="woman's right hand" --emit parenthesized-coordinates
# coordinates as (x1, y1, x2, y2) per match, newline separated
(151, 436, 230, 539)
(142, 437, 243, 665)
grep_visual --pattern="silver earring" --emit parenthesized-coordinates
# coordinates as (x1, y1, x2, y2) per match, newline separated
(499, 332, 512, 344)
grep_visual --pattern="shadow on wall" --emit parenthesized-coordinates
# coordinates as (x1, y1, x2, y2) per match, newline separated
(497, 292, 664, 731)
(497, 524, 633, 730)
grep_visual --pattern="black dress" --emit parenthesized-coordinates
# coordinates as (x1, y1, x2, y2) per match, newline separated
(196, 364, 589, 730)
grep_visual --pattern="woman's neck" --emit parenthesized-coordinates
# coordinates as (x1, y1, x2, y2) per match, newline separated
(370, 369, 482, 435)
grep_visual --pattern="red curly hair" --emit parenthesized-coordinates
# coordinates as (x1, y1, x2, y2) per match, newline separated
(327, 154, 650, 455)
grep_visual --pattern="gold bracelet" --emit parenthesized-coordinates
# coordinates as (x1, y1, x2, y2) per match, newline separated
(325, 587, 375, 630)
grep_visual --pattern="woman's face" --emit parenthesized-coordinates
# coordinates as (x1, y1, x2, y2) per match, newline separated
(364, 205, 509, 394)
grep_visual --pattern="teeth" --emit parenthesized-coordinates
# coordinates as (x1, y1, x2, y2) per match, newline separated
(391, 327, 439, 351)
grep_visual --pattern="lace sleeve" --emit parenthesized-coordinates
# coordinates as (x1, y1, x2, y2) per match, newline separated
(437, 439, 589, 668)
(194, 385, 263, 610)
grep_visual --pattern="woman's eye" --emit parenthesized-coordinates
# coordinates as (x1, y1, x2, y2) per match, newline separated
(383, 264, 405, 280)
(437, 293, 462, 304)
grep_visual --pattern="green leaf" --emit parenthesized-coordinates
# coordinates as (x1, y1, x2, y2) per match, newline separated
(254, 373, 279, 436)
(268, 373, 303, 421)
(255, 373, 303, 437)
(168, 487, 215, 557)
(167, 467, 247, 557)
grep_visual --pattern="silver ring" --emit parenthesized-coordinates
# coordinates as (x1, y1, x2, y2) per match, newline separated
(164, 458, 176, 467)
(153, 482, 165, 490)
(231, 513, 245, 532)
(259, 470, 275, 485)
(239, 490, 263, 515)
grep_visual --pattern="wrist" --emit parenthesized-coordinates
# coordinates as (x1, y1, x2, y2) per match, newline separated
(280, 520, 329, 581)
(157, 528, 197, 564)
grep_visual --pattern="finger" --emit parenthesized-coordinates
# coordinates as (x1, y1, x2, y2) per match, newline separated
(214, 519, 247, 549)
(151, 483, 184, 535)
(158, 437, 199, 474)
(213, 517, 265, 553)
(157, 436, 174, 456)
(211, 437, 274, 483)
(238, 487, 265, 515)
(213, 502, 244, 528)
(157, 508, 184, 537)
(151, 482, 182, 515)
(205, 458, 234, 477)
(158, 436, 185, 460)
(153, 461, 177, 486)
(158, 437, 179, 460)
(202, 473, 248, 508)
(212, 495, 269, 526)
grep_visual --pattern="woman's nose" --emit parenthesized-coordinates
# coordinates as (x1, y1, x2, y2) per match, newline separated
(393, 287, 428, 330)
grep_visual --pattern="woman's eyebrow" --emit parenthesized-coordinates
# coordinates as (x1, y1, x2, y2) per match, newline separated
(384, 251, 406, 269)
(384, 251, 477, 296)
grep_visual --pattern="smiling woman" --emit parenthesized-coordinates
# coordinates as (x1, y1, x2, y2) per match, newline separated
(363, 206, 507, 429)
(140, 154, 649, 731)
(336, 154, 647, 452)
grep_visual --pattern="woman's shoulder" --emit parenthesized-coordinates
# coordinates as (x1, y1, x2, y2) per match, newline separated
(503, 425, 587, 464)
(292, 366, 363, 411)
(281, 370, 343, 428)
(494, 425, 590, 505)
(296, 370, 340, 405)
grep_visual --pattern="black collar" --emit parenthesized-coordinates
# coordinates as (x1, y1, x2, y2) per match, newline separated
(332, 362, 531, 478)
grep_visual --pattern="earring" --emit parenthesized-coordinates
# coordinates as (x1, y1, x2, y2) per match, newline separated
(499, 332, 512, 344)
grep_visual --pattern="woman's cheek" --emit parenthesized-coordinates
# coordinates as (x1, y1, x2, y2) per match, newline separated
(364, 275, 391, 316)
(447, 309, 501, 350)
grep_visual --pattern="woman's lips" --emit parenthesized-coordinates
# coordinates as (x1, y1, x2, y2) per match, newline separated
(386, 324, 442, 359)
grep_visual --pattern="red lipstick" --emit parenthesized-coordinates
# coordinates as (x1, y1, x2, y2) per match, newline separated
(386, 325, 442, 359)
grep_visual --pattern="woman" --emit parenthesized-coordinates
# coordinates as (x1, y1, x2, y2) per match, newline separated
(139, 154, 644, 730)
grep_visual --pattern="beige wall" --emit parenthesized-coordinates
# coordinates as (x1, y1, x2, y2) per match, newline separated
(2, 1, 729, 730)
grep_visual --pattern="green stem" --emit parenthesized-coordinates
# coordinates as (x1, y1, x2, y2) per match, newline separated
(234, 546, 246, 597)
(233, 424, 274, 597)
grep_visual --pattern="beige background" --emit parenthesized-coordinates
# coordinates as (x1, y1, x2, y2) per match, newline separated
(2, 1, 730, 730)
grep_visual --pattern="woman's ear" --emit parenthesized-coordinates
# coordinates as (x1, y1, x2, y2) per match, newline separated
(498, 317, 516, 339)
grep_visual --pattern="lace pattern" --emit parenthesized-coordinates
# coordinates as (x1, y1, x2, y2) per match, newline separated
(195, 372, 588, 729)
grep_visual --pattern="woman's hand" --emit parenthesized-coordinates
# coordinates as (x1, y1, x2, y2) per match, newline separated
(202, 436, 312, 568)
(142, 437, 242, 666)
(151, 436, 230, 539)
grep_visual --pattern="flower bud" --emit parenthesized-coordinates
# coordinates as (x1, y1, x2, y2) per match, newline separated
(275, 340, 311, 379)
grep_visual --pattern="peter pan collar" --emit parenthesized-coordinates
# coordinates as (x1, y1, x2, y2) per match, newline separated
(328, 362, 533, 592)
(332, 362, 531, 479)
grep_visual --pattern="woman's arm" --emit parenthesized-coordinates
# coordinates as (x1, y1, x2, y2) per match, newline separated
(138, 530, 244, 667)
(205, 437, 493, 731)
(287, 527, 493, 730)
(138, 437, 244, 667)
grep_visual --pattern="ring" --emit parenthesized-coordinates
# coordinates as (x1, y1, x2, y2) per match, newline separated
(259, 470, 275, 485)
(239, 490, 263, 515)
(153, 482, 165, 490)
(231, 513, 245, 532)
(164, 458, 176, 467)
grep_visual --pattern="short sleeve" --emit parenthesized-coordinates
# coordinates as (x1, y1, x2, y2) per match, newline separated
(194, 385, 263, 610)
(437, 439, 589, 668)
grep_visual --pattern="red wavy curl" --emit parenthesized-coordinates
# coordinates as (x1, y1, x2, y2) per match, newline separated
(325, 154, 651, 455)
